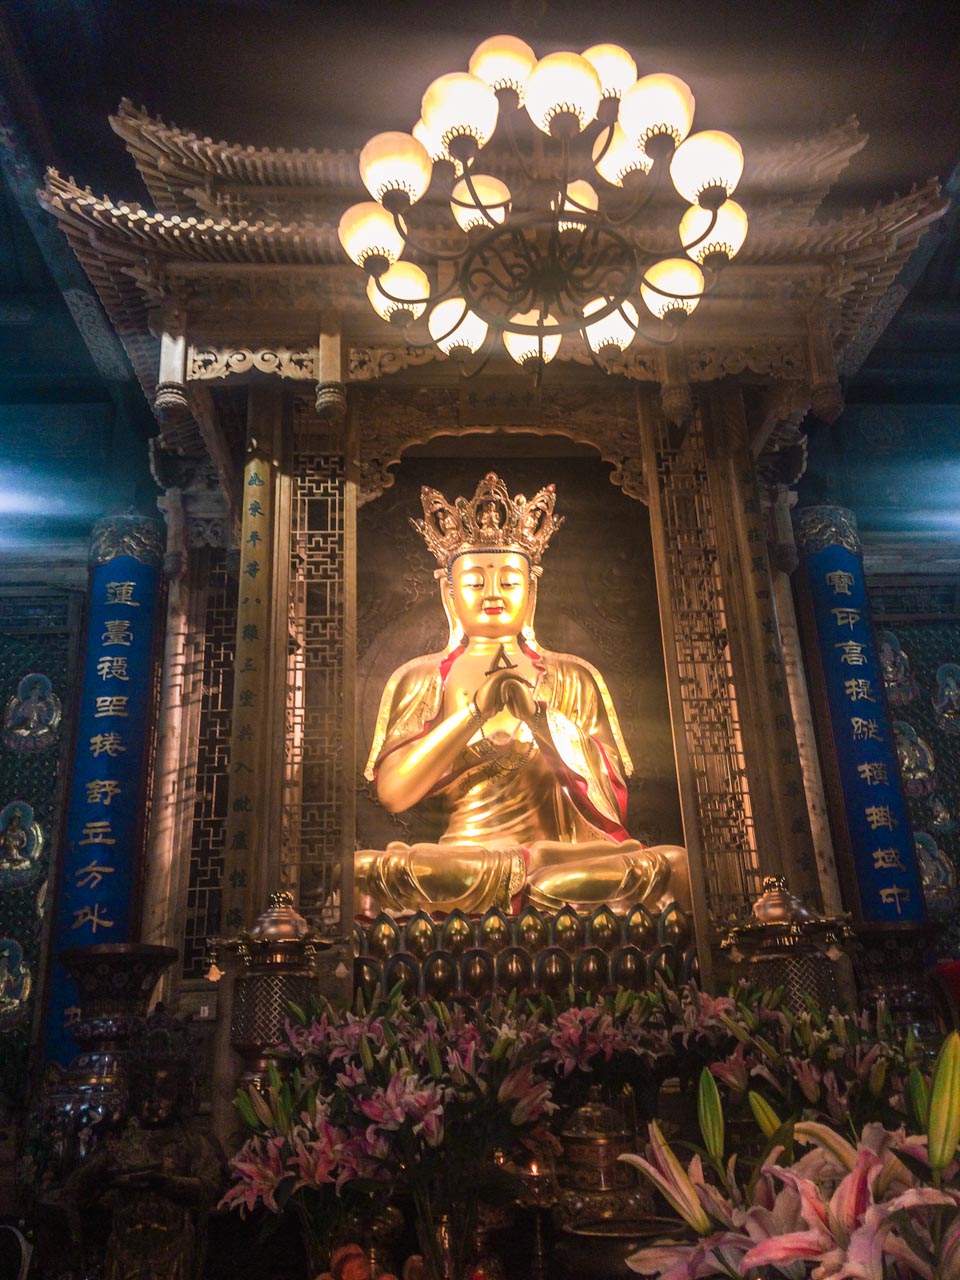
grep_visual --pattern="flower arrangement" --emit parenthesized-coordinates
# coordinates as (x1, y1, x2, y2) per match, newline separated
(219, 977, 936, 1280)
(534, 985, 670, 1115)
(221, 988, 558, 1280)
(708, 995, 929, 1134)
(622, 1032, 960, 1280)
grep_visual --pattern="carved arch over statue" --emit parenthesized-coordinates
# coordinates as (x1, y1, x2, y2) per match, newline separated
(343, 382, 649, 508)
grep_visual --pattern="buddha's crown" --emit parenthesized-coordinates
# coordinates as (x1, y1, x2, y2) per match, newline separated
(413, 472, 563, 568)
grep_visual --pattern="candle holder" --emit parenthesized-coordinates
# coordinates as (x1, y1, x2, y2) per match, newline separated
(519, 1159, 558, 1280)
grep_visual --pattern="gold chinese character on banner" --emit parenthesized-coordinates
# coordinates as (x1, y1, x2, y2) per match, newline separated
(104, 581, 140, 607)
(78, 820, 116, 846)
(74, 860, 116, 889)
(95, 656, 129, 681)
(851, 718, 881, 742)
(825, 570, 855, 596)
(831, 607, 861, 629)
(71, 904, 115, 933)
(872, 847, 907, 872)
(843, 678, 876, 702)
(835, 640, 868, 666)
(864, 804, 897, 831)
(89, 732, 125, 758)
(879, 885, 911, 915)
(101, 620, 133, 646)
(85, 779, 121, 805)
(856, 762, 889, 786)
(94, 696, 129, 718)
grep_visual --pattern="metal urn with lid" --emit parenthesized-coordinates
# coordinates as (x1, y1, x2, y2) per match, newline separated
(556, 1087, 651, 1225)
(212, 891, 331, 1086)
(721, 876, 852, 1013)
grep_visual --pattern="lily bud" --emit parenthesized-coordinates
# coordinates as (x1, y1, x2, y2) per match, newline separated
(907, 1066, 930, 1131)
(928, 1030, 960, 1171)
(867, 1058, 887, 1099)
(248, 1084, 275, 1128)
(236, 1088, 264, 1132)
(719, 1013, 752, 1044)
(359, 1034, 375, 1072)
(748, 1091, 782, 1139)
(752, 1035, 783, 1066)
(427, 1037, 444, 1079)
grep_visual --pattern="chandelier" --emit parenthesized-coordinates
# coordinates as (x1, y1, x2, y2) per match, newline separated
(338, 35, 747, 378)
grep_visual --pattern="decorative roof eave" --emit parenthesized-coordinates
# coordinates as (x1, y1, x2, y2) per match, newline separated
(41, 199, 160, 409)
(40, 172, 343, 264)
(110, 99, 359, 216)
(38, 164, 945, 418)
(110, 99, 869, 229)
(742, 117, 867, 228)
(40, 169, 943, 274)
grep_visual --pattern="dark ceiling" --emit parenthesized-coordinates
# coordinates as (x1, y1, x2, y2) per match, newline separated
(6, 0, 960, 197)
(1, 0, 959, 541)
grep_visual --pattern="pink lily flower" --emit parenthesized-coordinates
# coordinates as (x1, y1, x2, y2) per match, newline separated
(787, 1055, 823, 1105)
(497, 1061, 556, 1126)
(621, 1123, 712, 1235)
(219, 1134, 288, 1215)
(711, 1044, 750, 1096)
(628, 1233, 750, 1280)
(288, 1120, 342, 1190)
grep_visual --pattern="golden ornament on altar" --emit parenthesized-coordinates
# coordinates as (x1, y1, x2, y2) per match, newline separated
(355, 473, 688, 918)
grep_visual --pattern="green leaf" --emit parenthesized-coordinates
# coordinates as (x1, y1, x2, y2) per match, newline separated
(285, 999, 307, 1026)
(697, 1067, 724, 1163)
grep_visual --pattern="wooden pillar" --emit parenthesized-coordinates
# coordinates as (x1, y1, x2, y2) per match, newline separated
(141, 489, 191, 953)
(638, 392, 716, 985)
(221, 384, 284, 931)
(701, 383, 822, 909)
(766, 485, 846, 916)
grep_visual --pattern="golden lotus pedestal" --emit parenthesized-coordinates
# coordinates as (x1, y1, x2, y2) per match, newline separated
(353, 898, 694, 1002)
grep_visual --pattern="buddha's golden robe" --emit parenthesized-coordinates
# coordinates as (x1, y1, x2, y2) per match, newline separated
(356, 641, 675, 917)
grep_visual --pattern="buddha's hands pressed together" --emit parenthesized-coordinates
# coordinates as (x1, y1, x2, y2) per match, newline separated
(500, 675, 538, 724)
(472, 668, 538, 723)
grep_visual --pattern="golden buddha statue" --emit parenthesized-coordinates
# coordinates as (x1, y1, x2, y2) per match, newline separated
(355, 473, 688, 918)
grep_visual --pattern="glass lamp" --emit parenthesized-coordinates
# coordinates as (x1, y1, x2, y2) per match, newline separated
(524, 52, 602, 138)
(503, 312, 561, 367)
(451, 175, 511, 232)
(581, 44, 637, 101)
(618, 73, 695, 156)
(469, 35, 537, 99)
(359, 131, 433, 212)
(592, 123, 653, 187)
(427, 296, 489, 356)
(554, 179, 598, 231)
(366, 261, 431, 323)
(640, 258, 705, 321)
(670, 130, 744, 207)
(421, 72, 500, 164)
(679, 199, 748, 267)
(337, 201, 405, 273)
(582, 296, 639, 356)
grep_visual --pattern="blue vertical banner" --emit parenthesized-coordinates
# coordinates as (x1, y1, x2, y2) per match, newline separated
(44, 514, 164, 1064)
(795, 505, 925, 924)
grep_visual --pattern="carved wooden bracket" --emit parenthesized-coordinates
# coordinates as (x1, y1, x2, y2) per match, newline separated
(187, 345, 318, 380)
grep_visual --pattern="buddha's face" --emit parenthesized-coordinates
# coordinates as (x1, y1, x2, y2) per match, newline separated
(449, 551, 531, 638)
